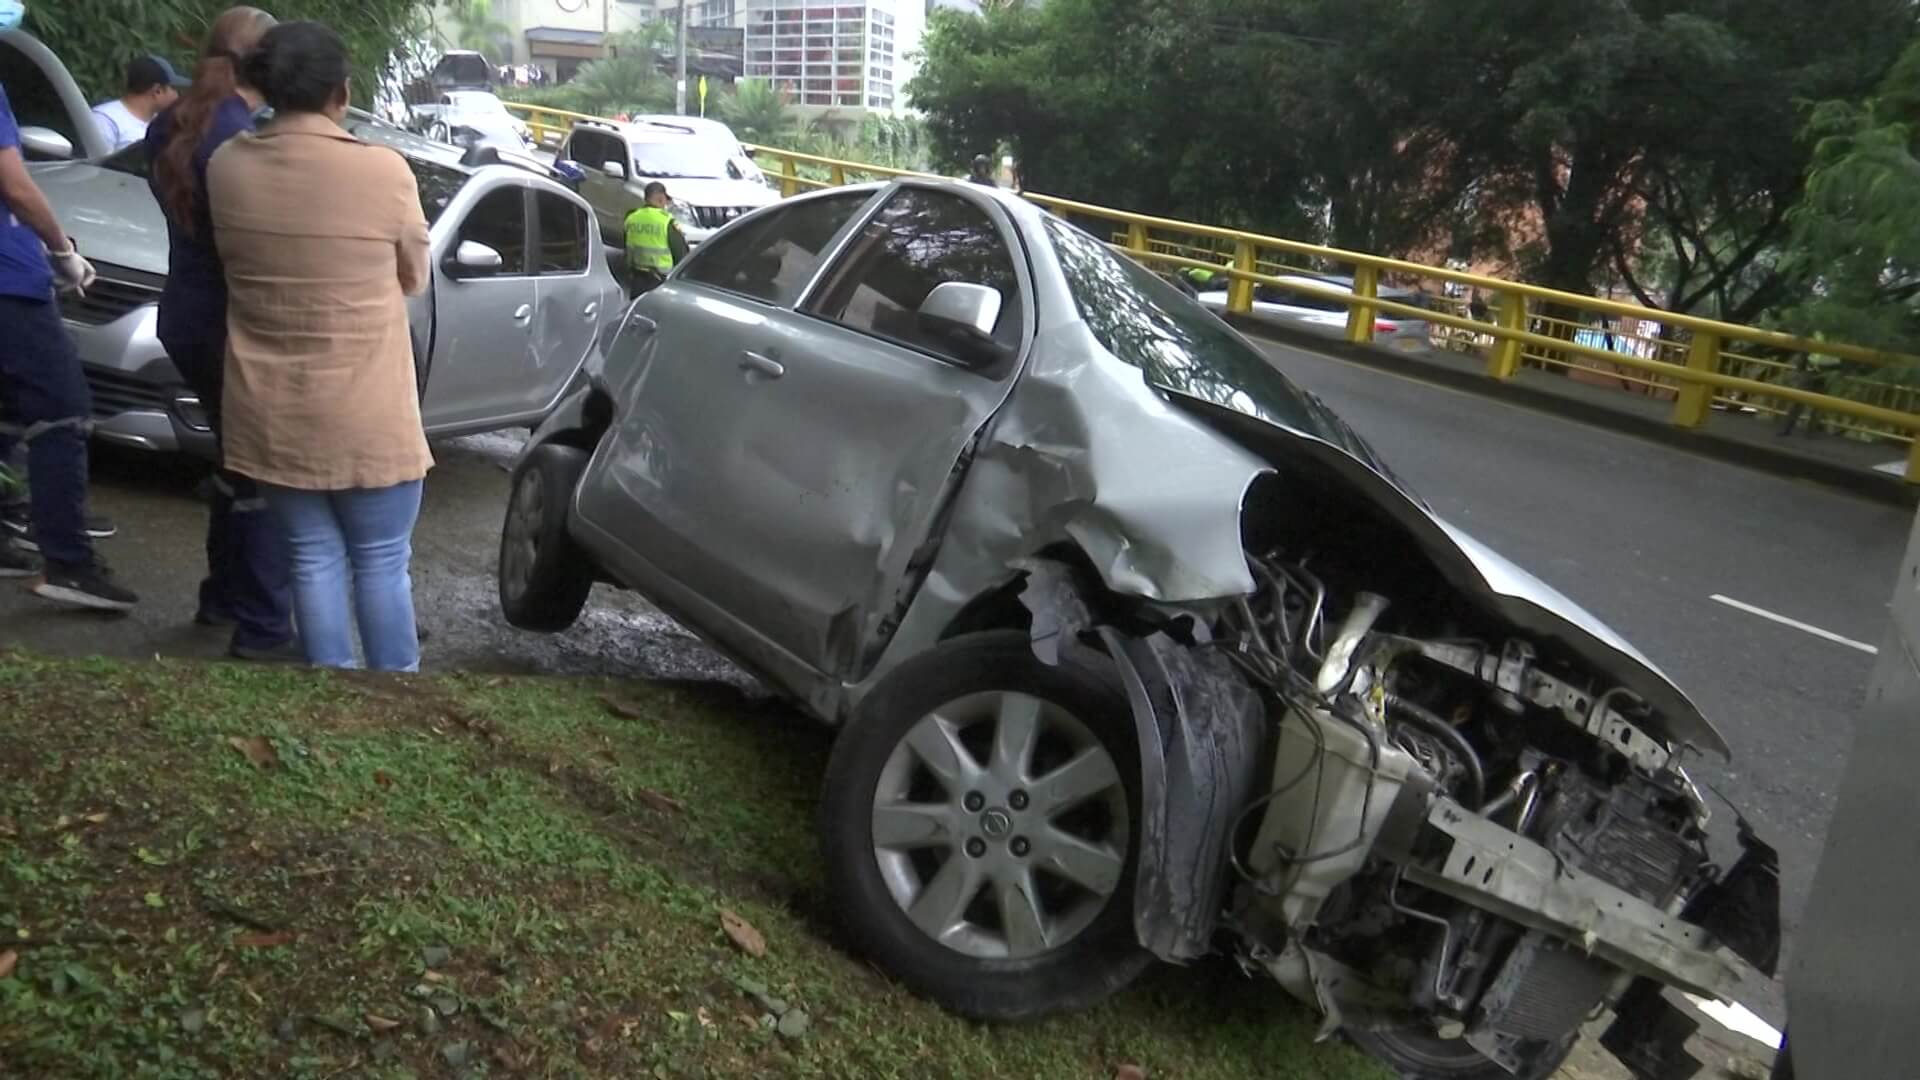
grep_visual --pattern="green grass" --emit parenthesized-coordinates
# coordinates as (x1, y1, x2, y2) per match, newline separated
(0, 650, 1386, 1079)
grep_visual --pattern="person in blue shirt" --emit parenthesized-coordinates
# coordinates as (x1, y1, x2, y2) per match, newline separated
(0, 12, 139, 609)
(147, 4, 293, 661)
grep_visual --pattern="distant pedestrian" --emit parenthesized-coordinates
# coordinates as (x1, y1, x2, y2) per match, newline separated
(0, 64, 138, 608)
(209, 20, 433, 672)
(90, 55, 189, 152)
(148, 5, 292, 660)
(968, 153, 997, 187)
(623, 180, 687, 299)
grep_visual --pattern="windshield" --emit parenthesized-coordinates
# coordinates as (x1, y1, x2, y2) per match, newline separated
(448, 93, 509, 117)
(1043, 215, 1383, 466)
(630, 141, 734, 180)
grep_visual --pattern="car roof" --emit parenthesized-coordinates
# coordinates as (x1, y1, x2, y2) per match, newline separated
(569, 118, 707, 145)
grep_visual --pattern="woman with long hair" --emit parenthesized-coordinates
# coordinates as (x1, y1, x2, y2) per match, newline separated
(144, 6, 295, 662)
(207, 21, 433, 672)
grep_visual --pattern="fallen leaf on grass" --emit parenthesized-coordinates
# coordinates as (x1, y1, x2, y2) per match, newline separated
(82, 811, 108, 825)
(0, 950, 17, 979)
(696, 1006, 714, 1028)
(233, 930, 296, 949)
(373, 770, 394, 789)
(600, 694, 648, 720)
(365, 1013, 402, 1032)
(635, 789, 685, 813)
(228, 735, 280, 769)
(1115, 1066, 1147, 1080)
(719, 909, 766, 958)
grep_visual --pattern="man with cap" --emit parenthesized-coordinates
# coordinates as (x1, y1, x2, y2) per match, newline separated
(90, 56, 188, 152)
(622, 180, 688, 299)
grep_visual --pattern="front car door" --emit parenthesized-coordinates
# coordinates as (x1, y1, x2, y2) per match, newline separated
(420, 178, 539, 431)
(526, 187, 614, 419)
(573, 183, 1033, 689)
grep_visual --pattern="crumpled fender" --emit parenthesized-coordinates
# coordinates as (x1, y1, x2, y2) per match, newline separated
(1015, 559, 1268, 962)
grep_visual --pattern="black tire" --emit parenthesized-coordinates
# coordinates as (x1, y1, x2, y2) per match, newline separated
(820, 630, 1153, 1021)
(1347, 1027, 1576, 1080)
(498, 443, 594, 632)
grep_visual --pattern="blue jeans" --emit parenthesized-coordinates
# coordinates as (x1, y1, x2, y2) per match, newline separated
(262, 480, 423, 672)
(163, 336, 293, 650)
(0, 294, 95, 568)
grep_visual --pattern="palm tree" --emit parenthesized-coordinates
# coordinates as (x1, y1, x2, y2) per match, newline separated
(720, 80, 794, 145)
(445, 0, 510, 64)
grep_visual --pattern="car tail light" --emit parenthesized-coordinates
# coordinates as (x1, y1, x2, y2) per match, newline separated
(1375, 320, 1399, 333)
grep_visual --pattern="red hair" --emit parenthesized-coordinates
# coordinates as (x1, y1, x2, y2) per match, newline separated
(154, 6, 277, 235)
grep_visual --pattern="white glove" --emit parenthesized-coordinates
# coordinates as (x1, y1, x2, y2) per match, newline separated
(48, 245, 96, 296)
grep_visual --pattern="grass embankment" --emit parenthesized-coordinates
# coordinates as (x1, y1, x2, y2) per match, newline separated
(0, 651, 1385, 1079)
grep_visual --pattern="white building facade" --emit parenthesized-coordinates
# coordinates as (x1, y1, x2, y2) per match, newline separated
(692, 0, 925, 114)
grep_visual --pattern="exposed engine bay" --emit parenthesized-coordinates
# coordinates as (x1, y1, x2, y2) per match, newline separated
(1077, 473, 1783, 1080)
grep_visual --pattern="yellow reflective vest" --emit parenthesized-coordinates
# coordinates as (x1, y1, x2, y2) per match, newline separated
(624, 205, 675, 273)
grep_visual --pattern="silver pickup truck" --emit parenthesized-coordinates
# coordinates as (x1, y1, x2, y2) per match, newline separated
(2, 28, 623, 456)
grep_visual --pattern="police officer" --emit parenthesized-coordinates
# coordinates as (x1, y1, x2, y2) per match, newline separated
(1176, 262, 1229, 297)
(0, 20, 139, 609)
(968, 153, 996, 187)
(623, 181, 688, 299)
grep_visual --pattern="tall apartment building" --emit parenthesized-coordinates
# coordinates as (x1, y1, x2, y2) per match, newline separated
(692, 0, 926, 114)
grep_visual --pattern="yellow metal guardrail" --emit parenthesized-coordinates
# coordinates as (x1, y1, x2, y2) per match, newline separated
(503, 103, 1920, 482)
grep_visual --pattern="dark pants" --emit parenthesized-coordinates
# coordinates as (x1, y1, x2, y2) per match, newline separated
(163, 337, 293, 650)
(626, 266, 666, 300)
(0, 293, 94, 568)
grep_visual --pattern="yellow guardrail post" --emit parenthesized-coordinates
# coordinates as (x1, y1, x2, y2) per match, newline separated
(1487, 291, 1527, 379)
(1671, 331, 1722, 428)
(780, 156, 798, 198)
(830, 163, 846, 187)
(1228, 240, 1256, 315)
(1345, 265, 1380, 344)
(1126, 220, 1149, 255)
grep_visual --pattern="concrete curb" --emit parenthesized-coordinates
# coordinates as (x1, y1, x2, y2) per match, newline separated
(1226, 316, 1920, 509)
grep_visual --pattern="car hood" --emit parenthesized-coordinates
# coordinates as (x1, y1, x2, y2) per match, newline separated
(646, 175, 777, 208)
(34, 161, 169, 275)
(1169, 394, 1730, 758)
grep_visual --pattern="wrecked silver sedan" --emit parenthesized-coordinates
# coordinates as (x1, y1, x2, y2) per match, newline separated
(498, 180, 1779, 1080)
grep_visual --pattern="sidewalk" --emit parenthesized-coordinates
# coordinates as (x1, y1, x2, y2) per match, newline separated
(1230, 318, 1917, 507)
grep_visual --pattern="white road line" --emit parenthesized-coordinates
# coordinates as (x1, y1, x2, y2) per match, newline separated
(1709, 594, 1879, 655)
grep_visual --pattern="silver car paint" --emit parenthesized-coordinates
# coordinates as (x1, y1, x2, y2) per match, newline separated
(560, 180, 1727, 760)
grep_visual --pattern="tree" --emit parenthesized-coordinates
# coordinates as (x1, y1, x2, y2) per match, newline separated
(720, 79, 794, 144)
(1781, 37, 1920, 354)
(444, 0, 510, 64)
(25, 0, 435, 105)
(566, 25, 674, 114)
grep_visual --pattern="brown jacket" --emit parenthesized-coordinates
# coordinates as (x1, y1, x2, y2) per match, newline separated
(207, 112, 433, 490)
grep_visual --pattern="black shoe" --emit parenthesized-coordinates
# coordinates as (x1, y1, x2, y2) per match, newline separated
(229, 637, 306, 664)
(0, 541, 38, 579)
(194, 608, 237, 628)
(2, 504, 115, 544)
(32, 560, 138, 612)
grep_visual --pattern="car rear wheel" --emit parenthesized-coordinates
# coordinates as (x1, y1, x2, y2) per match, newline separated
(498, 443, 594, 632)
(821, 631, 1152, 1021)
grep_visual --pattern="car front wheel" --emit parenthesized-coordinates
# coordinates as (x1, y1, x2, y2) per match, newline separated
(498, 442, 594, 632)
(821, 631, 1152, 1021)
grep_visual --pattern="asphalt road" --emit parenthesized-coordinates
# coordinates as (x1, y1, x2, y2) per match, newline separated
(3, 340, 1907, 1029)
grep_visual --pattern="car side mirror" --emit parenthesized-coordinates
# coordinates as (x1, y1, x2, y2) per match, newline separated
(19, 127, 74, 161)
(742, 146, 758, 159)
(917, 282, 1009, 369)
(603, 160, 627, 180)
(447, 240, 504, 278)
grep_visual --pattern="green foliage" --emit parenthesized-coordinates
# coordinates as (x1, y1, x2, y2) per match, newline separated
(718, 78, 794, 144)
(1782, 38, 1920, 355)
(503, 24, 674, 117)
(23, 0, 435, 106)
(440, 0, 509, 63)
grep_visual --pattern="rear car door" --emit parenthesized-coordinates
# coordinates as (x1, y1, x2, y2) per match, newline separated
(566, 128, 629, 241)
(420, 179, 539, 431)
(526, 187, 612, 418)
(576, 184, 1032, 681)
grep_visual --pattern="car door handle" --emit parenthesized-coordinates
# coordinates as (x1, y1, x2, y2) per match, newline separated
(513, 304, 532, 324)
(739, 350, 785, 379)
(582, 301, 599, 320)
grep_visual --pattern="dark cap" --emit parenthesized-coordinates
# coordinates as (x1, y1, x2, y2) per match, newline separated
(126, 55, 190, 93)
(643, 180, 669, 200)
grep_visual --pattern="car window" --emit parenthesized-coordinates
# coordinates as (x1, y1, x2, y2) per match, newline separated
(1043, 215, 1384, 468)
(630, 140, 731, 180)
(534, 190, 590, 274)
(679, 190, 872, 306)
(805, 188, 1023, 362)
(568, 129, 612, 171)
(1261, 280, 1347, 312)
(456, 185, 530, 277)
(0, 40, 83, 158)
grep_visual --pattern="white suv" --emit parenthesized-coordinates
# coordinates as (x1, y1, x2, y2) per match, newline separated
(558, 119, 779, 247)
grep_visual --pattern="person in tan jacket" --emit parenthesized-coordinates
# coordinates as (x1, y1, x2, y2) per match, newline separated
(208, 20, 432, 672)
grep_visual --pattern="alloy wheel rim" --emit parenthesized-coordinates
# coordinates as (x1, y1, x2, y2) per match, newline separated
(869, 690, 1129, 960)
